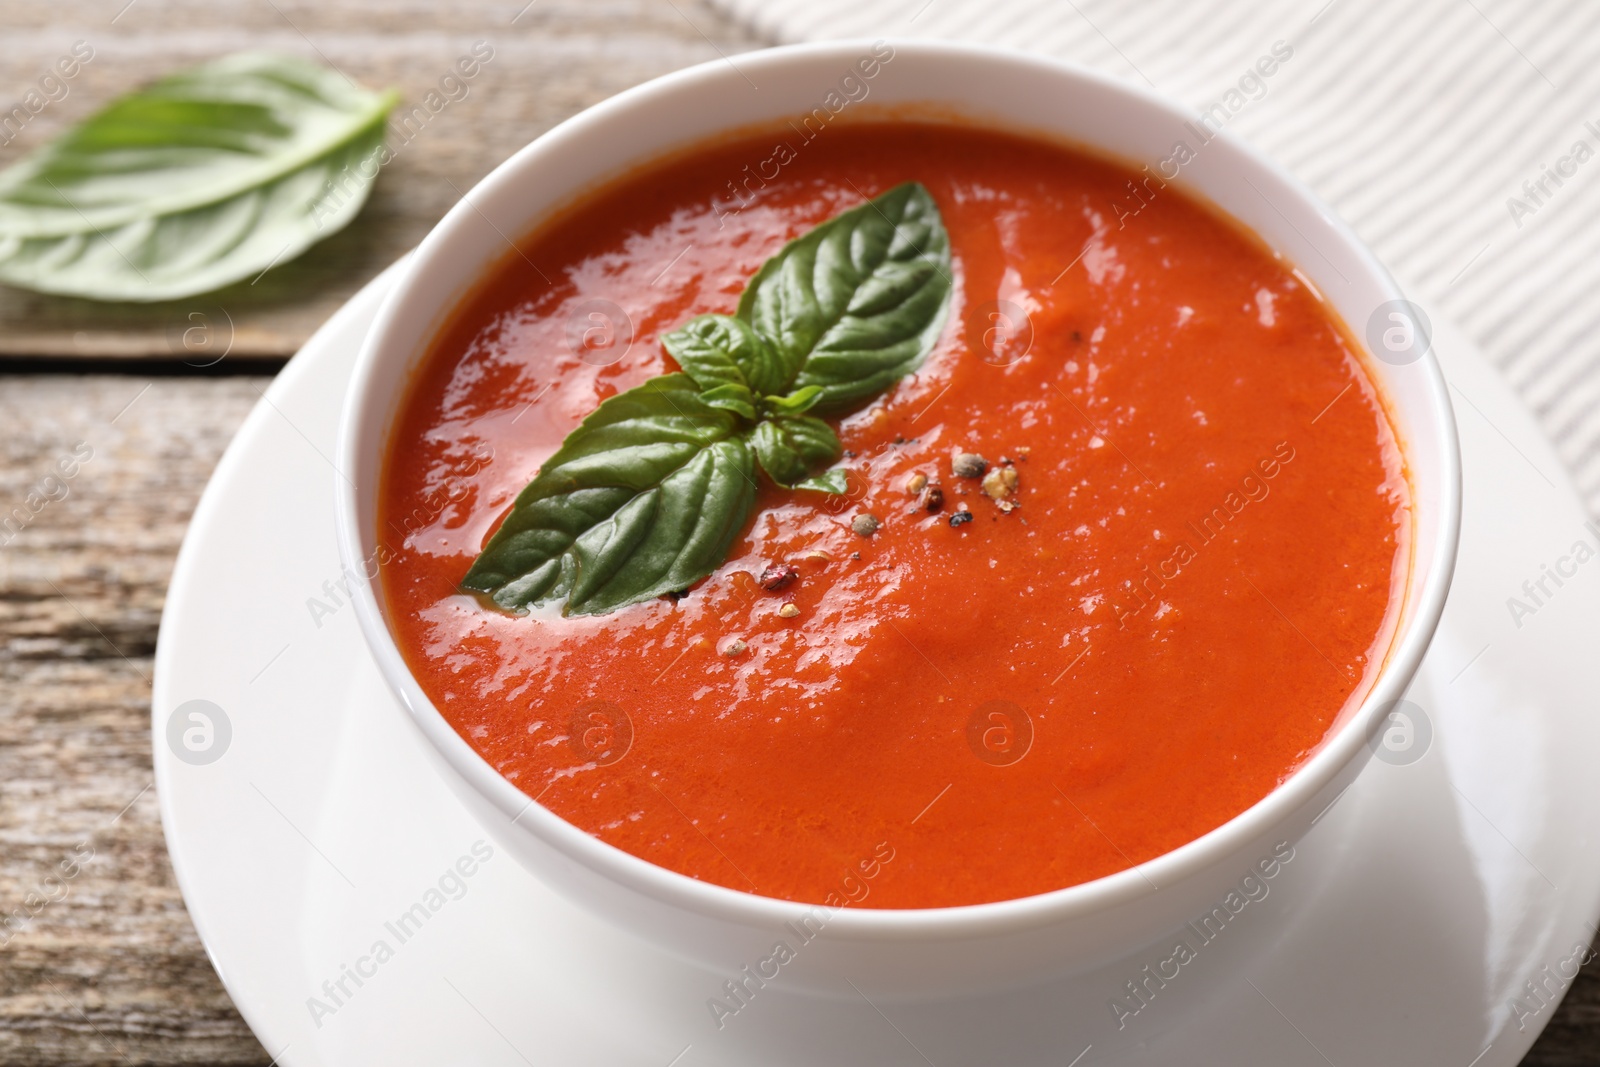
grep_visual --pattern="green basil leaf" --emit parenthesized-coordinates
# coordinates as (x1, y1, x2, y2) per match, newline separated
(749, 415, 842, 489)
(762, 384, 824, 416)
(662, 313, 794, 397)
(462, 373, 758, 616)
(737, 181, 952, 413)
(0, 52, 397, 302)
(699, 382, 759, 421)
(795, 468, 849, 495)
(467, 182, 952, 616)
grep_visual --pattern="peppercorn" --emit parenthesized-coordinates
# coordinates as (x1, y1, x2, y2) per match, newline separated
(759, 563, 799, 591)
(952, 453, 987, 479)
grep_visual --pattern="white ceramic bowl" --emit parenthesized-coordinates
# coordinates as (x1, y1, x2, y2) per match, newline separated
(335, 40, 1461, 1000)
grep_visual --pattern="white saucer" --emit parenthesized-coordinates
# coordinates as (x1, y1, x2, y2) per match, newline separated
(153, 262, 1600, 1066)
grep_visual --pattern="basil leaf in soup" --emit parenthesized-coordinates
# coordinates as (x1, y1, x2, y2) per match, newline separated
(0, 52, 397, 302)
(761, 384, 824, 416)
(465, 181, 953, 617)
(748, 415, 843, 490)
(737, 181, 952, 414)
(662, 313, 795, 398)
(461, 373, 758, 617)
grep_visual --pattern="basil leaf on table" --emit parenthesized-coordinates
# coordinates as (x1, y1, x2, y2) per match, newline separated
(466, 182, 953, 617)
(737, 182, 952, 414)
(0, 52, 397, 302)
(461, 374, 757, 617)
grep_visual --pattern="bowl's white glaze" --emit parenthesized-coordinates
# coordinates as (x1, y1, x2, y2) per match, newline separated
(335, 40, 1460, 999)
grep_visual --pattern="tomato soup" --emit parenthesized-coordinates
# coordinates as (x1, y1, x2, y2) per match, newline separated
(377, 122, 1408, 909)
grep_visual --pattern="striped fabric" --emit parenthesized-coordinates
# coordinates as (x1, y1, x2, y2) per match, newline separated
(708, 0, 1600, 513)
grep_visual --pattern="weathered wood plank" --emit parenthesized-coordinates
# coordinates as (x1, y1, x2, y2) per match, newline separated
(0, 0, 768, 361)
(0, 374, 269, 1064)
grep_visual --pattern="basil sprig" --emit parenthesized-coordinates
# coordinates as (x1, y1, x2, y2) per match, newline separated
(462, 181, 951, 617)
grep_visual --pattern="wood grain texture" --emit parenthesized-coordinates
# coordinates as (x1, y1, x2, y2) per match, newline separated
(0, 375, 271, 1064)
(0, 0, 767, 360)
(0, 1, 1596, 1064)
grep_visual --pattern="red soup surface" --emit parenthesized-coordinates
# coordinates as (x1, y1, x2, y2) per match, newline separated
(378, 122, 1408, 909)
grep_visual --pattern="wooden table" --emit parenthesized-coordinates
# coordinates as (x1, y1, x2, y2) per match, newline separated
(0, 2, 1595, 1063)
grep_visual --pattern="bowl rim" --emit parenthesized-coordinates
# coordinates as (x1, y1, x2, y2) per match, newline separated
(335, 37, 1463, 940)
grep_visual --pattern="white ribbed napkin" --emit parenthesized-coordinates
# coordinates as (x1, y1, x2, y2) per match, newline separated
(709, 0, 1600, 513)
